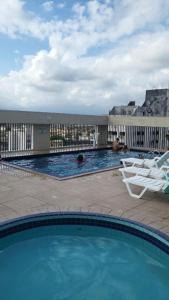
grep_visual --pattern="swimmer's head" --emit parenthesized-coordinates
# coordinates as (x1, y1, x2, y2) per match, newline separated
(77, 154, 84, 162)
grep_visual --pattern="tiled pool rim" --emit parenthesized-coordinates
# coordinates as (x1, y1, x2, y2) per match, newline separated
(1, 160, 121, 181)
(0, 212, 169, 255)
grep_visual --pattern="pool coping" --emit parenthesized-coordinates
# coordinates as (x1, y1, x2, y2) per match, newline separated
(1, 160, 121, 180)
(0, 212, 169, 254)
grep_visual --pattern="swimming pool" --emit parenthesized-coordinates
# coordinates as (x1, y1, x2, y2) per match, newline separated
(0, 213, 169, 300)
(7, 149, 154, 179)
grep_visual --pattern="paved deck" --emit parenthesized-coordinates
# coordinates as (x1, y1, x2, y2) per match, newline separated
(0, 167, 169, 236)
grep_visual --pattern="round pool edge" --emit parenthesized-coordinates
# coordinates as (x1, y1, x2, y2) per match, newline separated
(0, 211, 169, 254)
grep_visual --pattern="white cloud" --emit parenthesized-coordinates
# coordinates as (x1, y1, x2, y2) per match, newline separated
(56, 2, 65, 9)
(42, 1, 54, 12)
(42, 1, 65, 12)
(0, 0, 47, 39)
(0, 0, 169, 113)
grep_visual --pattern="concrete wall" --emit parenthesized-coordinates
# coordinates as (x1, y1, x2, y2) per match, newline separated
(1, 109, 169, 128)
(97, 125, 108, 146)
(0, 110, 108, 126)
(33, 125, 50, 151)
(108, 115, 169, 128)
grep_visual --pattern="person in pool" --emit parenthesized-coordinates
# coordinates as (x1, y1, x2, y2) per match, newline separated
(112, 138, 128, 152)
(77, 154, 85, 163)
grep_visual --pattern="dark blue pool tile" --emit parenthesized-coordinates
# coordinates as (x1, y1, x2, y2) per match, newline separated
(0, 214, 169, 254)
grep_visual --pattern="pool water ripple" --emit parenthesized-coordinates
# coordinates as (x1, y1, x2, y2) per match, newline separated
(0, 224, 169, 300)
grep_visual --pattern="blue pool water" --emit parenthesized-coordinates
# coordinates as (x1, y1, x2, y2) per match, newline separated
(0, 222, 169, 300)
(9, 149, 153, 178)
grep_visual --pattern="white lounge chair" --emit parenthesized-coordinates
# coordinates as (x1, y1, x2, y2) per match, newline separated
(120, 150, 169, 169)
(119, 151, 169, 181)
(119, 166, 168, 180)
(123, 175, 169, 199)
(120, 157, 156, 168)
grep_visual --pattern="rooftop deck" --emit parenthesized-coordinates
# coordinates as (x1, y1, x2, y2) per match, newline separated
(0, 109, 169, 236)
(0, 167, 169, 236)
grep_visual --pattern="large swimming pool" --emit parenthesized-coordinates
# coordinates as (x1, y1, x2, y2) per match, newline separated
(7, 149, 153, 179)
(0, 213, 169, 300)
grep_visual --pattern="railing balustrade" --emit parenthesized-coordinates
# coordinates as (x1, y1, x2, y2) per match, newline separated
(0, 123, 96, 157)
(108, 125, 169, 150)
(1, 116, 169, 158)
(50, 124, 94, 150)
(0, 124, 33, 157)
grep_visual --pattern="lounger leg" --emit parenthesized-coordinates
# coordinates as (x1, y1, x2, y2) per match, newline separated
(123, 161, 127, 168)
(120, 169, 127, 179)
(124, 181, 147, 199)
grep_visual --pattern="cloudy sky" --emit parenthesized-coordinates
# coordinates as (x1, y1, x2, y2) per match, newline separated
(0, 0, 169, 115)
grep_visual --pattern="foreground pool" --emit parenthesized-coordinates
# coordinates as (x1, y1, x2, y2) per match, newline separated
(7, 149, 154, 178)
(0, 213, 169, 300)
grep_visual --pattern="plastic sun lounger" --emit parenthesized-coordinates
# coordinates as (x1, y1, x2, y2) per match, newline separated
(120, 150, 169, 169)
(123, 175, 169, 199)
(120, 157, 158, 168)
(119, 166, 168, 180)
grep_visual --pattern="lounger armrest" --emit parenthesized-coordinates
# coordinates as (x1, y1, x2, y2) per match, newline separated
(154, 157, 160, 161)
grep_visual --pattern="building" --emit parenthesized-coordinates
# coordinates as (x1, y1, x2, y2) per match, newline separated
(109, 89, 169, 149)
(109, 89, 169, 117)
(109, 101, 138, 116)
(135, 89, 169, 116)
